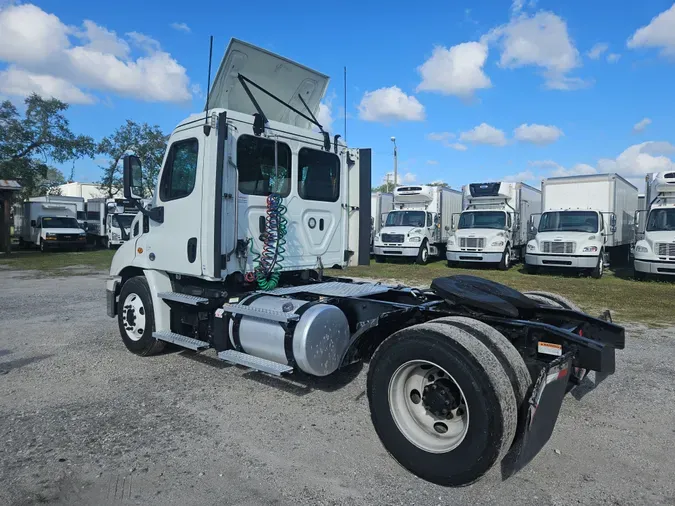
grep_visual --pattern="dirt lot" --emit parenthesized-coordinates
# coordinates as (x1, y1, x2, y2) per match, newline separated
(1, 269, 675, 506)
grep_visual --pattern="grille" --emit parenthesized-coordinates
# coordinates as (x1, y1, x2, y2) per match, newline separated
(656, 243, 675, 257)
(541, 241, 576, 254)
(56, 234, 79, 241)
(381, 233, 404, 244)
(460, 237, 485, 250)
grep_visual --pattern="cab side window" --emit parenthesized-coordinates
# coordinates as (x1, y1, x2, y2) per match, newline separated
(237, 135, 291, 197)
(426, 213, 432, 227)
(298, 148, 340, 202)
(159, 138, 199, 202)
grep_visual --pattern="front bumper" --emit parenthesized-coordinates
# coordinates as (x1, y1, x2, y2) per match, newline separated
(42, 239, 86, 249)
(446, 250, 503, 263)
(106, 276, 121, 317)
(634, 258, 675, 275)
(373, 245, 420, 257)
(526, 253, 598, 269)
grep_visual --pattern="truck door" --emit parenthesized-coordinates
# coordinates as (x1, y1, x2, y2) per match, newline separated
(145, 129, 203, 276)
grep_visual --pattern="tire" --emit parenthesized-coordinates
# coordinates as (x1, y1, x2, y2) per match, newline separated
(634, 268, 647, 281)
(523, 291, 582, 312)
(367, 322, 517, 486)
(590, 254, 603, 279)
(415, 241, 430, 265)
(375, 255, 386, 263)
(524, 263, 539, 275)
(117, 276, 165, 356)
(39, 240, 47, 253)
(447, 260, 457, 269)
(498, 247, 511, 271)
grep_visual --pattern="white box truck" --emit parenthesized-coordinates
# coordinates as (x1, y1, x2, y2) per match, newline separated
(373, 185, 463, 264)
(446, 182, 541, 270)
(370, 192, 393, 253)
(14, 196, 86, 252)
(525, 173, 637, 278)
(104, 38, 624, 487)
(85, 197, 139, 248)
(634, 172, 675, 279)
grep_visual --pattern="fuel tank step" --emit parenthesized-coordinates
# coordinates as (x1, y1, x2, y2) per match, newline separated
(218, 350, 293, 376)
(220, 303, 300, 323)
(153, 331, 210, 351)
(158, 292, 209, 305)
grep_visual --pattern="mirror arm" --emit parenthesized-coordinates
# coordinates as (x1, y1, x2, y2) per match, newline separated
(129, 198, 164, 224)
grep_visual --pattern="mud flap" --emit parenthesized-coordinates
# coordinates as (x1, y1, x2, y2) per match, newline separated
(501, 352, 573, 478)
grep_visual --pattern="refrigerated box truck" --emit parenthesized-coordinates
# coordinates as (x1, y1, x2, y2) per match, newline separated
(446, 182, 542, 270)
(525, 173, 637, 278)
(373, 185, 463, 264)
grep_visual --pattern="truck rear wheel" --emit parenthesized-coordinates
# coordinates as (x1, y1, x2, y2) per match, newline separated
(367, 322, 517, 486)
(117, 276, 165, 356)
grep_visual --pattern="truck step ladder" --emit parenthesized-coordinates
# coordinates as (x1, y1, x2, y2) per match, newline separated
(153, 331, 210, 351)
(218, 350, 293, 376)
(220, 303, 299, 323)
(158, 292, 209, 306)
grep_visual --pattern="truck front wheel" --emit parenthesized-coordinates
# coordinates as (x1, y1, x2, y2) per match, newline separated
(367, 322, 517, 486)
(117, 276, 165, 356)
(498, 247, 511, 271)
(590, 255, 603, 279)
(415, 241, 430, 265)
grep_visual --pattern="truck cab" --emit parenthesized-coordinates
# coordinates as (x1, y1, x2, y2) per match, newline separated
(526, 209, 609, 277)
(106, 212, 136, 248)
(374, 207, 435, 263)
(31, 215, 86, 252)
(634, 172, 675, 279)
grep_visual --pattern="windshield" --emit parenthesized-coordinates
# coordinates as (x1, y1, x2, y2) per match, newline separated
(385, 211, 426, 227)
(112, 214, 135, 229)
(41, 217, 80, 229)
(458, 211, 506, 230)
(646, 208, 675, 232)
(539, 211, 599, 233)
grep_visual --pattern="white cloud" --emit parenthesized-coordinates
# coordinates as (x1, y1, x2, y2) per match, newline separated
(170, 22, 191, 33)
(449, 143, 468, 151)
(597, 141, 675, 176)
(416, 42, 491, 98)
(550, 163, 597, 177)
(607, 53, 621, 63)
(0, 3, 193, 103)
(427, 132, 454, 142)
(529, 159, 561, 169)
(459, 123, 507, 146)
(383, 172, 417, 185)
(633, 117, 652, 133)
(426, 160, 438, 165)
(0, 65, 95, 104)
(317, 101, 333, 131)
(511, 0, 525, 15)
(587, 42, 608, 60)
(485, 11, 586, 90)
(627, 4, 675, 56)
(504, 170, 535, 182)
(513, 123, 564, 145)
(358, 86, 425, 122)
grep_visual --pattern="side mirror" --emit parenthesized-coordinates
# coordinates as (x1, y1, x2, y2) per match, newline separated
(123, 155, 143, 200)
(30, 220, 36, 227)
(106, 202, 117, 213)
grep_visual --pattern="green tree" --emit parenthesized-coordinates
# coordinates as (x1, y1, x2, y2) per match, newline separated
(98, 120, 168, 198)
(0, 94, 95, 199)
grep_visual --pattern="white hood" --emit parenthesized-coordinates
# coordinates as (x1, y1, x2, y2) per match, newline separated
(208, 38, 329, 130)
(645, 230, 675, 244)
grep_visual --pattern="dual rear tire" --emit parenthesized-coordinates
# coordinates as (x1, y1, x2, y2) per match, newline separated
(367, 316, 531, 486)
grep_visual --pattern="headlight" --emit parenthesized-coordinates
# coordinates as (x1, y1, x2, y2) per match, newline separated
(45, 233, 57, 240)
(491, 240, 504, 247)
(447, 239, 454, 246)
(527, 243, 536, 251)
(635, 245, 648, 253)
(582, 246, 598, 252)
(374, 234, 380, 242)
(409, 236, 422, 243)
(112, 233, 121, 240)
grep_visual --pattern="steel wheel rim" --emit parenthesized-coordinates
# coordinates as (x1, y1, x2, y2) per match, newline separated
(505, 249, 510, 266)
(388, 360, 469, 453)
(422, 247, 428, 262)
(122, 293, 146, 341)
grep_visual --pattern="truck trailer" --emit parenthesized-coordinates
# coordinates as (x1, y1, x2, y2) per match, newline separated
(634, 172, 675, 279)
(14, 196, 86, 251)
(105, 38, 624, 487)
(526, 174, 637, 278)
(446, 182, 542, 270)
(85, 198, 139, 248)
(370, 192, 393, 253)
(373, 185, 463, 264)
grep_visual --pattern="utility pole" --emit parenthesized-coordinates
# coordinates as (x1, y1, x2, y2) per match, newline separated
(391, 136, 397, 191)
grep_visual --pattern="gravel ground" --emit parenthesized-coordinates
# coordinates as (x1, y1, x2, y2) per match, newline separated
(1, 270, 674, 506)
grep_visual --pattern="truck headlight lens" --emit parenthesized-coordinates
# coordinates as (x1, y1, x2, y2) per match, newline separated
(374, 234, 380, 242)
(527, 243, 536, 251)
(635, 245, 648, 253)
(45, 233, 57, 238)
(447, 239, 454, 246)
(582, 246, 598, 252)
(491, 240, 504, 247)
(112, 233, 121, 240)
(409, 236, 422, 243)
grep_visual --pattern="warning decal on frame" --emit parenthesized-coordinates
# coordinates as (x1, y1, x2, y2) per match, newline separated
(537, 341, 562, 357)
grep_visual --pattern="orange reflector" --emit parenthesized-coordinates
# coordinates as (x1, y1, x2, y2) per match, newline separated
(137, 247, 143, 254)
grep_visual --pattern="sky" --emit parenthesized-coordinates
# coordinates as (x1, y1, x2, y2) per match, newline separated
(1, 0, 675, 192)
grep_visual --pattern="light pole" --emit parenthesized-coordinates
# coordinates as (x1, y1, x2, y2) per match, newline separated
(391, 136, 397, 192)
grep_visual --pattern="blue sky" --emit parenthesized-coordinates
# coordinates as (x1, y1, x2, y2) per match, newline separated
(1, 0, 674, 191)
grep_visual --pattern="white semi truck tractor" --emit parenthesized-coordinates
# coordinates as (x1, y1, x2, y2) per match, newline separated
(526, 174, 637, 278)
(634, 172, 675, 279)
(373, 185, 462, 264)
(446, 182, 541, 270)
(105, 38, 624, 487)
(370, 192, 393, 253)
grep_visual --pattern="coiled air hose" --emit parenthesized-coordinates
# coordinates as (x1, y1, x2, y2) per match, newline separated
(251, 192, 287, 290)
